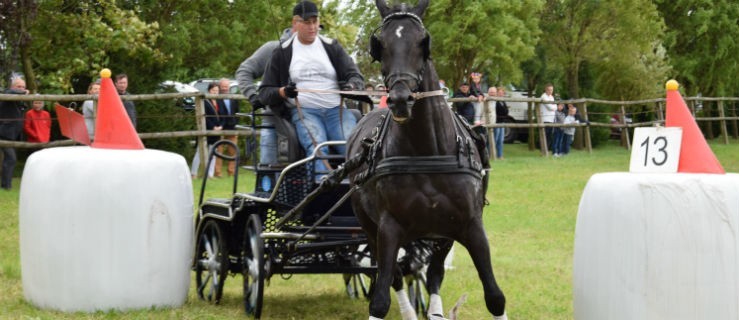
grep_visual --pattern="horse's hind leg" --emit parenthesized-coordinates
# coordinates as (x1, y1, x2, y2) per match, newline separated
(426, 239, 453, 319)
(458, 220, 507, 319)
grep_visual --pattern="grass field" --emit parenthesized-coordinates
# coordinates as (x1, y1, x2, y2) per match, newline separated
(1, 140, 738, 319)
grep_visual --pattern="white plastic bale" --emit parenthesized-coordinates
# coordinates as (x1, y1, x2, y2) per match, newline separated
(19, 147, 194, 312)
(573, 172, 739, 320)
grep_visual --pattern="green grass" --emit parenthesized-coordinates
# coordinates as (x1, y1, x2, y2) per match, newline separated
(2, 140, 738, 319)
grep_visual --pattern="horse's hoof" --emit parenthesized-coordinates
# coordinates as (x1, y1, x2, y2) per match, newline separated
(428, 314, 447, 320)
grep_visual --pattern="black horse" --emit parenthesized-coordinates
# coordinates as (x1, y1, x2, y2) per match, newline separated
(345, 0, 507, 319)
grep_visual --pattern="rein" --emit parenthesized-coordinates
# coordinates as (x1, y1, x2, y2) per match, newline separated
(296, 88, 446, 100)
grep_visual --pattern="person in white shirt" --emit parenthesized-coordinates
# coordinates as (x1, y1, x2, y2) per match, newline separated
(259, 1, 367, 176)
(540, 83, 557, 152)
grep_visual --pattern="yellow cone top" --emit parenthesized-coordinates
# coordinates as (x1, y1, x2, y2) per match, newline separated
(666, 79, 679, 91)
(100, 68, 112, 78)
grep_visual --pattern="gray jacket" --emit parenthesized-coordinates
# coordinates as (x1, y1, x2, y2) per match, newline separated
(235, 28, 292, 100)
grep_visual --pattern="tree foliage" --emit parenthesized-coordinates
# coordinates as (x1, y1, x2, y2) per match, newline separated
(343, 0, 543, 89)
(655, 0, 739, 97)
(540, 0, 669, 99)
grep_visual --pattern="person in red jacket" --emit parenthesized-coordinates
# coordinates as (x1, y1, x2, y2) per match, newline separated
(24, 99, 51, 143)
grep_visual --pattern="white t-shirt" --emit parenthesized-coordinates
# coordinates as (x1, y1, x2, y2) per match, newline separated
(289, 38, 341, 109)
(540, 93, 556, 123)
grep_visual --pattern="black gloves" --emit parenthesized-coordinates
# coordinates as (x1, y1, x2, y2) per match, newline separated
(284, 82, 298, 98)
(248, 94, 264, 110)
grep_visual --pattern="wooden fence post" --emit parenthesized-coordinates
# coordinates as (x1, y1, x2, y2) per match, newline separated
(582, 102, 592, 153)
(731, 101, 739, 139)
(620, 105, 631, 150)
(528, 101, 536, 151)
(718, 100, 729, 144)
(537, 102, 548, 156)
(656, 101, 664, 121)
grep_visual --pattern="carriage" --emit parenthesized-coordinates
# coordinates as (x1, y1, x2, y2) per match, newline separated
(192, 112, 430, 318)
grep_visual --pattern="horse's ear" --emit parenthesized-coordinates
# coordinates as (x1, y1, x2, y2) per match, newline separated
(413, 0, 429, 18)
(422, 33, 431, 60)
(370, 35, 383, 62)
(376, 0, 390, 17)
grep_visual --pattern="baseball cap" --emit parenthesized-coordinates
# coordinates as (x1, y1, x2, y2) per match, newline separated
(293, 1, 319, 19)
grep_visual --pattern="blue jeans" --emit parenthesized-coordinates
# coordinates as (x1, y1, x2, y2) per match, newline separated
(290, 106, 356, 174)
(552, 128, 564, 155)
(1, 146, 16, 188)
(493, 127, 504, 158)
(562, 134, 574, 154)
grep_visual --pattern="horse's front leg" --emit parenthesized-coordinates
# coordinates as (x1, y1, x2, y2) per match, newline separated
(426, 239, 453, 319)
(458, 219, 507, 319)
(369, 216, 405, 320)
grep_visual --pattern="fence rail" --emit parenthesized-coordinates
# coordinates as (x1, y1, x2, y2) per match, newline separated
(1, 92, 737, 161)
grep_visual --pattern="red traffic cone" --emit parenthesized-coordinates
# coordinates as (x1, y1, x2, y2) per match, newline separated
(664, 80, 724, 174)
(91, 69, 144, 150)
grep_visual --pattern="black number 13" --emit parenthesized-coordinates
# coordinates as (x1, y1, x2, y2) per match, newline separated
(640, 136, 668, 166)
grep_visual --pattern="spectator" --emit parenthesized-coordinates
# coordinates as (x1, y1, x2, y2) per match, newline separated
(191, 83, 224, 178)
(82, 80, 101, 140)
(540, 83, 556, 152)
(453, 82, 475, 124)
(488, 86, 505, 159)
(24, 98, 51, 143)
(114, 74, 136, 128)
(469, 72, 486, 125)
(362, 84, 375, 113)
(259, 0, 366, 175)
(562, 104, 580, 155)
(552, 103, 566, 157)
(0, 77, 29, 190)
(376, 84, 388, 109)
(215, 78, 240, 177)
(235, 27, 294, 167)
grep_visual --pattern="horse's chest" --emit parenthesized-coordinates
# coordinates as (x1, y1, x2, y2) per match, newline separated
(375, 175, 480, 213)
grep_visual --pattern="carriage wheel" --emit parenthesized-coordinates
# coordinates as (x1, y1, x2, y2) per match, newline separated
(195, 219, 228, 304)
(407, 272, 429, 316)
(344, 272, 375, 300)
(243, 214, 265, 318)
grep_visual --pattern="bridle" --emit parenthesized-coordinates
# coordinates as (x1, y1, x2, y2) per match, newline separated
(370, 11, 445, 100)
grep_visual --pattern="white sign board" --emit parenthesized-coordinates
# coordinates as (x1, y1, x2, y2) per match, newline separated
(629, 127, 682, 173)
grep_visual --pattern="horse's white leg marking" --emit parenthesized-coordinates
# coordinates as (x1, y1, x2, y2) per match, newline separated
(369, 317, 383, 320)
(428, 293, 444, 317)
(493, 312, 508, 320)
(395, 26, 404, 38)
(396, 288, 417, 320)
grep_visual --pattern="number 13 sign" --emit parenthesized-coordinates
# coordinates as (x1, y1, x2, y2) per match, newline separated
(629, 127, 683, 173)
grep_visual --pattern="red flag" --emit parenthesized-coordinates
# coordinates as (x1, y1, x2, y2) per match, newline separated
(55, 104, 90, 145)
(664, 80, 724, 174)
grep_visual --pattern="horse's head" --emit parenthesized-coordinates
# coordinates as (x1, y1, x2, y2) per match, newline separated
(371, 0, 430, 124)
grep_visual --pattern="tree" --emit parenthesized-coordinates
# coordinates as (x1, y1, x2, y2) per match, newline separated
(22, 0, 163, 93)
(0, 0, 38, 91)
(540, 0, 668, 99)
(654, 0, 739, 97)
(343, 0, 544, 89)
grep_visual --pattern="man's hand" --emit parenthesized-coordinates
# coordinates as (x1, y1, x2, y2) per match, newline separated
(340, 83, 355, 91)
(248, 94, 264, 110)
(284, 82, 298, 98)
